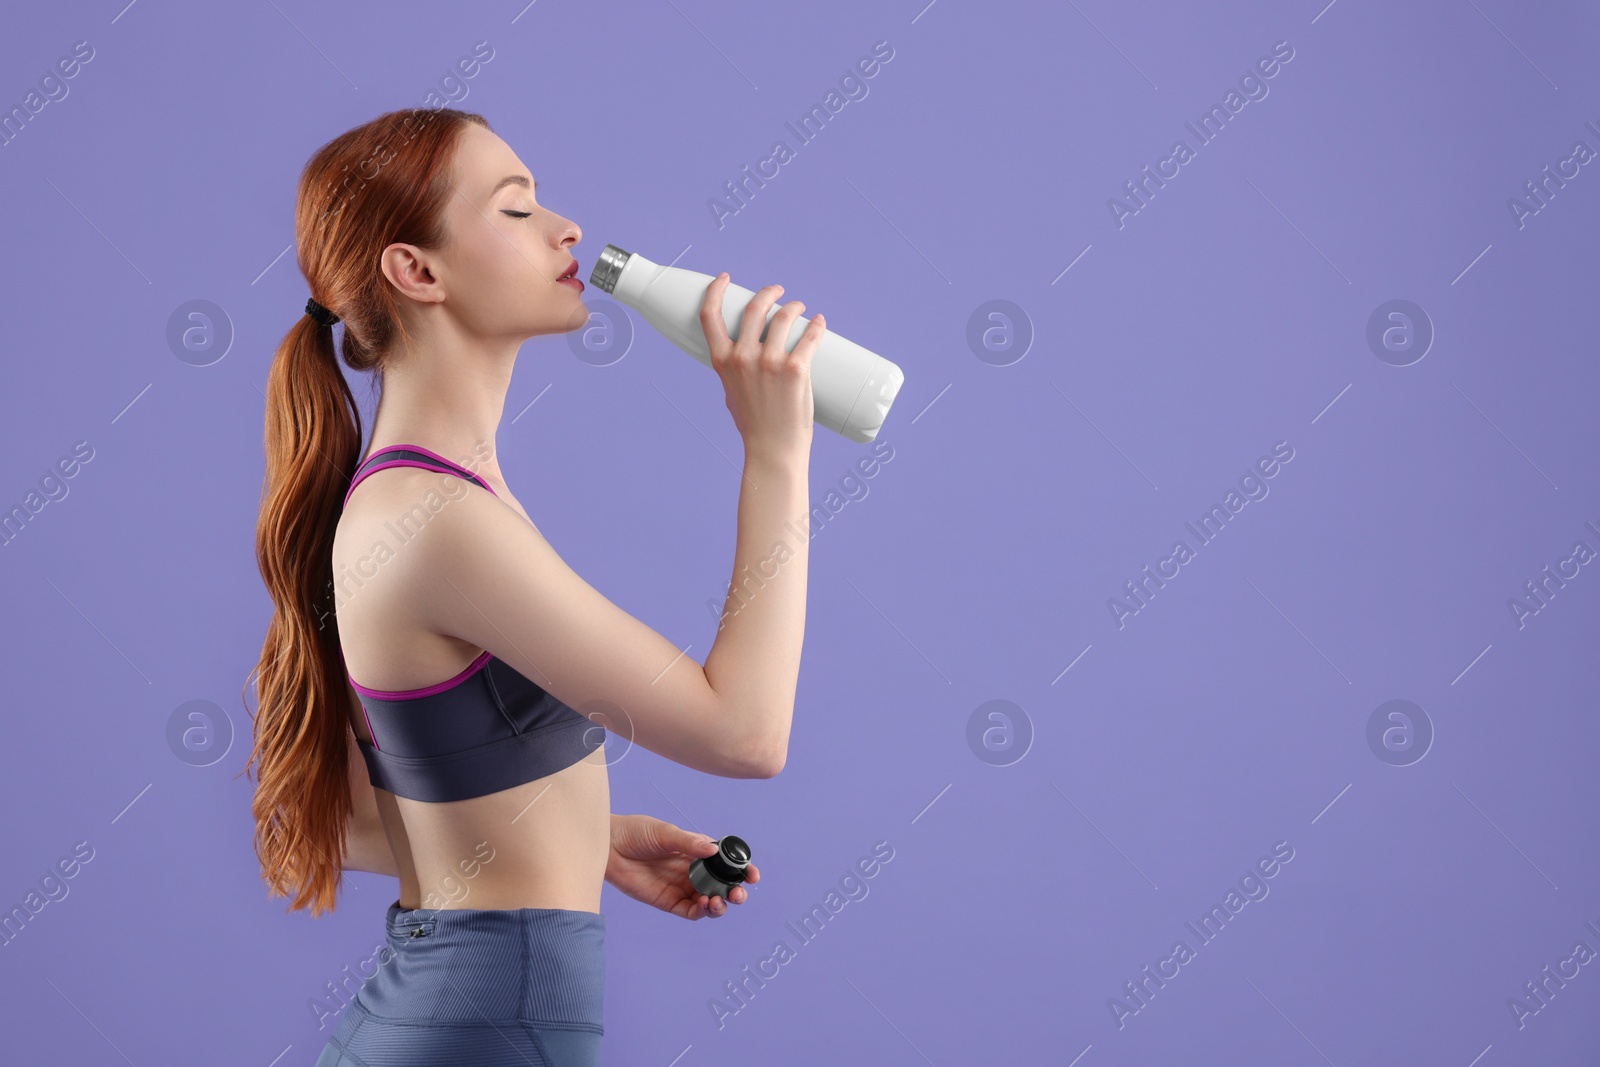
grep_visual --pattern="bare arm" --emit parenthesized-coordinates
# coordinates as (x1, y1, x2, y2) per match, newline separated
(408, 482, 792, 778)
(695, 277, 820, 771)
(406, 279, 819, 779)
(339, 709, 399, 877)
(701, 452, 808, 771)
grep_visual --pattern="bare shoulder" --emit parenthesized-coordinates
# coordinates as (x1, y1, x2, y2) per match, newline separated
(343, 464, 491, 533)
(399, 470, 559, 602)
(333, 465, 508, 616)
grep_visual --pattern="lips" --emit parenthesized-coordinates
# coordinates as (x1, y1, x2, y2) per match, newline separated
(556, 258, 584, 292)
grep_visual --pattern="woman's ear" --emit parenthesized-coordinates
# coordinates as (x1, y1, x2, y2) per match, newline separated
(379, 242, 445, 306)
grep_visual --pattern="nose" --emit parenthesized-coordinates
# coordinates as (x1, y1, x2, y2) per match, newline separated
(554, 214, 581, 249)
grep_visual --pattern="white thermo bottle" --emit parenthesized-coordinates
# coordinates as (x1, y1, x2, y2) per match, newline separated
(588, 244, 905, 443)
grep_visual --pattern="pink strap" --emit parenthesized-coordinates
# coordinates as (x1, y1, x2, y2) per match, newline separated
(349, 649, 494, 701)
(343, 443, 499, 509)
(340, 637, 496, 718)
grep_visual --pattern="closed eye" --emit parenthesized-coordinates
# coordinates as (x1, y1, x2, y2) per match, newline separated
(501, 210, 532, 219)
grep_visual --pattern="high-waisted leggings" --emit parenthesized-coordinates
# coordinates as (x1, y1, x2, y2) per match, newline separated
(315, 900, 606, 1066)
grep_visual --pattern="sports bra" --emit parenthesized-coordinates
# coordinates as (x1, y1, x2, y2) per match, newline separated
(336, 443, 603, 803)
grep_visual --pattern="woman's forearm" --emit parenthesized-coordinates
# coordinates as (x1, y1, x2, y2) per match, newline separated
(342, 811, 400, 877)
(341, 730, 399, 877)
(701, 450, 809, 774)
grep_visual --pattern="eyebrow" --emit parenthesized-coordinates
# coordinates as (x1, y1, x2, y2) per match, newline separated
(490, 174, 537, 197)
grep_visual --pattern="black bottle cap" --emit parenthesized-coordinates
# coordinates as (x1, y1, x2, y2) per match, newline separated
(703, 835, 751, 886)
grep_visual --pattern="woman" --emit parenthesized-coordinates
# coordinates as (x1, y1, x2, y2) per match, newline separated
(244, 106, 822, 1066)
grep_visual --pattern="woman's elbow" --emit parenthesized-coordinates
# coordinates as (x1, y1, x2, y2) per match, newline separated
(342, 815, 399, 877)
(741, 732, 789, 779)
(745, 748, 786, 779)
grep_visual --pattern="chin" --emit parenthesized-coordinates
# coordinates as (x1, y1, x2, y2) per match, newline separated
(552, 304, 591, 336)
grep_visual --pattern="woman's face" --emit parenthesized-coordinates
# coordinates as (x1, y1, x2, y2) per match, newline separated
(405, 122, 586, 340)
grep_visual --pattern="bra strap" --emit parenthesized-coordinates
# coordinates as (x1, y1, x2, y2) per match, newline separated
(343, 444, 497, 509)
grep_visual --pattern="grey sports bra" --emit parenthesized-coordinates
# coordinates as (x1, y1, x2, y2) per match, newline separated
(337, 444, 603, 802)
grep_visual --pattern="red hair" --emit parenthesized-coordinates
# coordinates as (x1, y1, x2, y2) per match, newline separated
(241, 107, 490, 915)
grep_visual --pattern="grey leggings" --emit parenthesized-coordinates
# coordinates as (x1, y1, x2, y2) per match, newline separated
(315, 900, 606, 1066)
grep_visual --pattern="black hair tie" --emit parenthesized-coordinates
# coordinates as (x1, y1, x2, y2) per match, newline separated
(305, 297, 340, 327)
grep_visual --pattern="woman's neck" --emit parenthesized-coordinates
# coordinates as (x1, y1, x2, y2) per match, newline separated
(366, 334, 519, 482)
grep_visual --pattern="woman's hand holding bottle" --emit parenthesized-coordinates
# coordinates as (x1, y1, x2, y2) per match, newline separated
(699, 273, 822, 461)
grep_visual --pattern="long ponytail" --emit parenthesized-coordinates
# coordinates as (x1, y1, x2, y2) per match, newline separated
(242, 107, 490, 915)
(246, 314, 363, 915)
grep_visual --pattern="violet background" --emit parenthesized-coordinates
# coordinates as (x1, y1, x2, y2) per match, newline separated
(1, 0, 1597, 1063)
